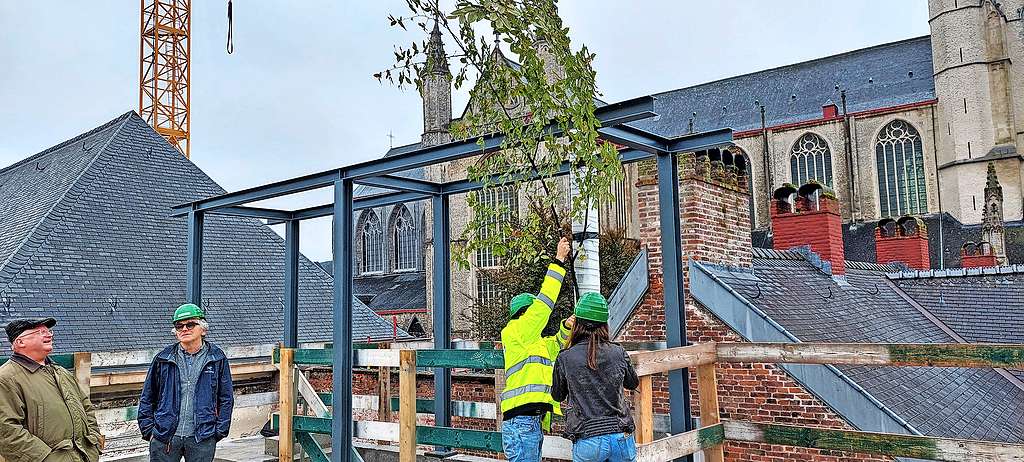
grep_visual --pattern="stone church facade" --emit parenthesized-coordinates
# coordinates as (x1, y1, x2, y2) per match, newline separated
(356, 0, 1024, 337)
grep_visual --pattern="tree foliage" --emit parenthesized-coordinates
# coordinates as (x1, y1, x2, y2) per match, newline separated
(461, 204, 640, 340)
(381, 0, 622, 272)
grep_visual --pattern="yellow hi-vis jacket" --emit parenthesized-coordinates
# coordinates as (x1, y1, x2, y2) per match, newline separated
(500, 263, 571, 424)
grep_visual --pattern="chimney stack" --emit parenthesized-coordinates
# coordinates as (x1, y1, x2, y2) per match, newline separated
(771, 182, 845, 275)
(961, 241, 998, 268)
(875, 217, 930, 270)
(822, 101, 839, 119)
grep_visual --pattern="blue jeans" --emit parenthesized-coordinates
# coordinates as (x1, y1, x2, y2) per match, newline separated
(572, 433, 637, 462)
(148, 435, 217, 462)
(501, 415, 544, 462)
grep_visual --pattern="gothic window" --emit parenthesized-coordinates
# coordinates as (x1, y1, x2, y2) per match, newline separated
(875, 120, 927, 217)
(789, 133, 833, 188)
(475, 185, 518, 268)
(392, 206, 417, 271)
(476, 272, 503, 305)
(360, 211, 384, 273)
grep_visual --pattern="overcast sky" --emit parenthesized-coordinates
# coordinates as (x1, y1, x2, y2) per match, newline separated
(0, 1, 929, 261)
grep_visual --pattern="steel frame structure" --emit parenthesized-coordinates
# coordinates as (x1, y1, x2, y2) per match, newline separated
(140, 0, 191, 157)
(173, 95, 732, 462)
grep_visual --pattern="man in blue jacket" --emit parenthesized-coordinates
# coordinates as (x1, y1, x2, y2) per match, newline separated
(138, 304, 234, 462)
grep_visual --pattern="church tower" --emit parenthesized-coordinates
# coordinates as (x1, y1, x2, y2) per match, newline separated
(420, 23, 452, 148)
(929, 0, 1023, 224)
(982, 162, 1008, 264)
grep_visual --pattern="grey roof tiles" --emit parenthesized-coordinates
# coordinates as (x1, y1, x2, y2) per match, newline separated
(0, 112, 405, 355)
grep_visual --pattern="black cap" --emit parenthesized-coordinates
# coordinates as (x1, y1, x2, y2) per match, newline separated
(5, 318, 56, 343)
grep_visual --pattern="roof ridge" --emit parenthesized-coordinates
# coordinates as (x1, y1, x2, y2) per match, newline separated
(886, 263, 1024, 279)
(0, 111, 135, 177)
(0, 114, 134, 287)
(650, 35, 931, 98)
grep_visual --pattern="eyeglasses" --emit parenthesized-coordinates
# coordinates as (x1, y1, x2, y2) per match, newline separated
(174, 321, 200, 331)
(15, 327, 52, 341)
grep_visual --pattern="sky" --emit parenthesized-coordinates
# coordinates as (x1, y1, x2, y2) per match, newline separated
(0, 1, 930, 261)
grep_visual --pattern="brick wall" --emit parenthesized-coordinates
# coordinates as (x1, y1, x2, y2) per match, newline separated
(771, 189, 846, 275)
(621, 152, 890, 461)
(875, 229, 930, 270)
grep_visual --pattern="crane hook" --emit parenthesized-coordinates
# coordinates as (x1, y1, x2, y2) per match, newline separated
(226, 0, 234, 54)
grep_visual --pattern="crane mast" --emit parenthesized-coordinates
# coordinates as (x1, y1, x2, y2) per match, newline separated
(139, 0, 191, 158)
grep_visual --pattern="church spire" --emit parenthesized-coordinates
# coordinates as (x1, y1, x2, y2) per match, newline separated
(420, 21, 451, 147)
(982, 162, 1008, 265)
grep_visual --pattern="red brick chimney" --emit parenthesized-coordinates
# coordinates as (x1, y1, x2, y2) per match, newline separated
(771, 182, 845, 275)
(875, 217, 930, 270)
(961, 241, 998, 268)
(822, 102, 839, 119)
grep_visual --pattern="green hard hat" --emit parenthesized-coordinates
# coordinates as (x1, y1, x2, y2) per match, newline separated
(509, 293, 535, 316)
(172, 303, 205, 323)
(574, 292, 609, 323)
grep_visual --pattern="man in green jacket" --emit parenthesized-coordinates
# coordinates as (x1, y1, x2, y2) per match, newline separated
(0, 318, 102, 462)
(500, 237, 575, 462)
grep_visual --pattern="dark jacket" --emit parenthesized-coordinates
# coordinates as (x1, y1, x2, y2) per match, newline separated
(137, 342, 234, 444)
(551, 340, 639, 442)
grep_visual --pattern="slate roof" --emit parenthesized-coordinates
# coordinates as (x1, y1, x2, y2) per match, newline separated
(352, 272, 427, 313)
(699, 249, 1024, 443)
(630, 36, 935, 137)
(0, 112, 405, 355)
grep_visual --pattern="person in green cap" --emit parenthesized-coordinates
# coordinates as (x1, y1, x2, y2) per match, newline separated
(552, 292, 639, 462)
(500, 237, 574, 462)
(138, 304, 234, 462)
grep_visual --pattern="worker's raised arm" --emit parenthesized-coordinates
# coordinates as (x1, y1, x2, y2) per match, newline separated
(502, 238, 571, 344)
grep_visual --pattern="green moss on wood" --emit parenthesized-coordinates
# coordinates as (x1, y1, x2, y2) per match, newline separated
(698, 423, 725, 448)
(889, 344, 1024, 368)
(762, 424, 938, 459)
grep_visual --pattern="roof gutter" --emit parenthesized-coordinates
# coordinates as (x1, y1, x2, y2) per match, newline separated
(689, 260, 922, 438)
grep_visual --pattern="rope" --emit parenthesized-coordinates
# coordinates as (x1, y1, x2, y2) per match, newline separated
(226, 0, 234, 54)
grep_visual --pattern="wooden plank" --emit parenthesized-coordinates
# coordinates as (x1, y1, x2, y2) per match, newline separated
(717, 342, 1024, 368)
(1, 353, 74, 370)
(399, 350, 417, 462)
(271, 414, 333, 435)
(696, 363, 724, 462)
(295, 431, 330, 462)
(540, 435, 574, 460)
(355, 420, 399, 442)
(494, 344, 505, 431)
(90, 361, 275, 389)
(278, 348, 295, 462)
(630, 342, 717, 377)
(357, 349, 400, 368)
(634, 375, 654, 444)
(73, 352, 91, 396)
(722, 420, 1024, 461)
(416, 426, 503, 453)
(636, 423, 724, 462)
(272, 347, 401, 367)
(378, 366, 391, 421)
(296, 370, 330, 418)
(415, 349, 503, 369)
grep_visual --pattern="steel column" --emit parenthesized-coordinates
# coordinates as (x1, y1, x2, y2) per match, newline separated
(283, 220, 300, 348)
(331, 179, 354, 462)
(656, 151, 694, 461)
(431, 194, 453, 452)
(185, 210, 204, 304)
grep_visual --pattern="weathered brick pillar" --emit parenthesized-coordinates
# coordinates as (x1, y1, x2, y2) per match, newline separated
(618, 152, 751, 414)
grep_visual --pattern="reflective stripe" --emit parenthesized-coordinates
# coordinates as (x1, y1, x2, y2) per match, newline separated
(501, 384, 552, 401)
(546, 270, 564, 283)
(505, 355, 553, 377)
(556, 331, 569, 344)
(537, 293, 555, 309)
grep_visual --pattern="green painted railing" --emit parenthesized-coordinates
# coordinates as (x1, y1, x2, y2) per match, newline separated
(0, 353, 75, 369)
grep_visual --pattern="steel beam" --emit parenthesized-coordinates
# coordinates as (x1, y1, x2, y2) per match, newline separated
(171, 169, 342, 217)
(283, 220, 300, 348)
(331, 179, 354, 462)
(666, 128, 733, 153)
(431, 194, 453, 450)
(656, 151, 694, 462)
(597, 125, 669, 154)
(343, 96, 656, 180)
(185, 210, 204, 304)
(213, 206, 293, 221)
(355, 174, 442, 195)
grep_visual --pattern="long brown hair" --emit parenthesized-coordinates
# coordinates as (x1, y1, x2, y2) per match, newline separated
(568, 319, 610, 370)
